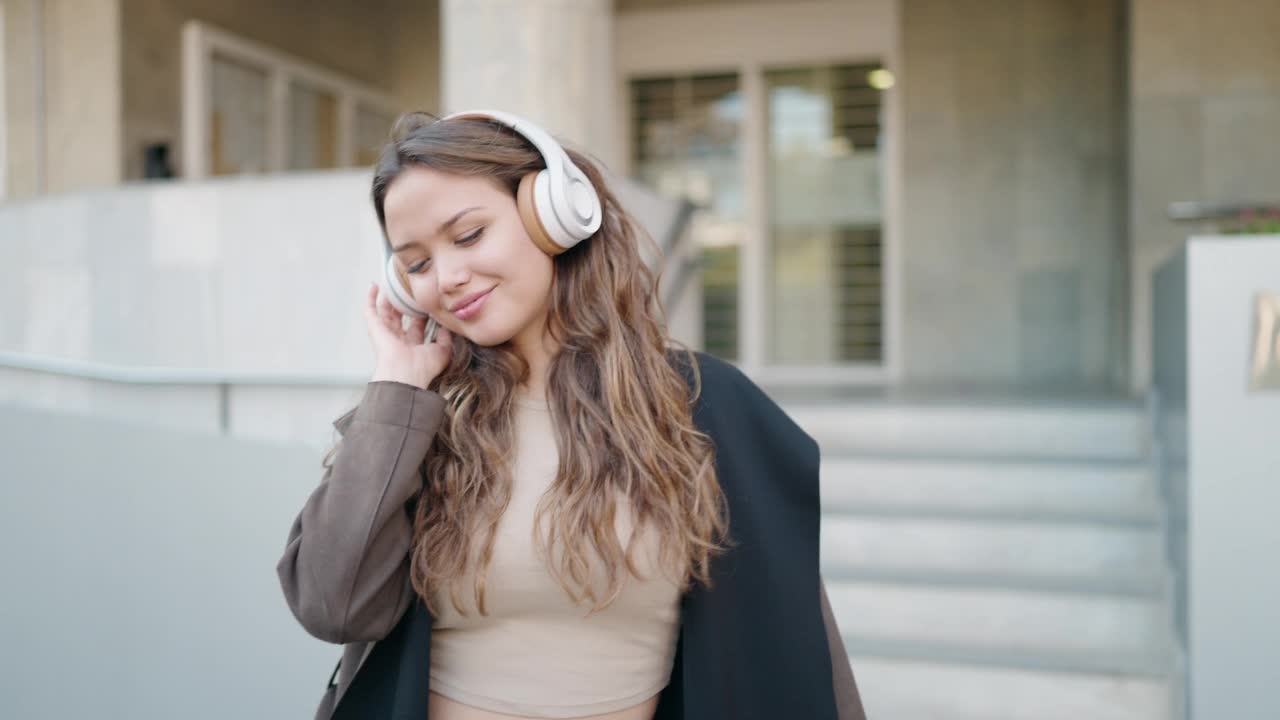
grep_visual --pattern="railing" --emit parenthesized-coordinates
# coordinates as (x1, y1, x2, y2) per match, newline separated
(0, 350, 362, 435)
(658, 198, 699, 312)
(1166, 200, 1280, 221)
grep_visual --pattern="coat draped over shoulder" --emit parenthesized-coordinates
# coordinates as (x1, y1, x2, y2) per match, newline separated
(278, 351, 866, 720)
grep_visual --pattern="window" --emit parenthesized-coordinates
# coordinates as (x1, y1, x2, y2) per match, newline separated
(182, 21, 397, 179)
(631, 74, 743, 361)
(765, 63, 886, 364)
(630, 62, 889, 368)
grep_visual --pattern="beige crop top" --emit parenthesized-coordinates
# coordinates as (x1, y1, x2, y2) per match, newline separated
(427, 393, 683, 718)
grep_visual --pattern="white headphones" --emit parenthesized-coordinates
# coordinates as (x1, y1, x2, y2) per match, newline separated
(378, 109, 603, 325)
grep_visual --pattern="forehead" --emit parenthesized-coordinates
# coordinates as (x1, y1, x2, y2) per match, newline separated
(382, 166, 506, 234)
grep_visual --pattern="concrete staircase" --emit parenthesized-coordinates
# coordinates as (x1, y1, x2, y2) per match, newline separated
(788, 396, 1182, 720)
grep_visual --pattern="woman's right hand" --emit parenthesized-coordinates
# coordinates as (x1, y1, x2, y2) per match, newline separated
(364, 282, 453, 390)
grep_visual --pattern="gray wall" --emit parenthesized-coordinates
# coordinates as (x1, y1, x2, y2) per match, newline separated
(1129, 0, 1280, 391)
(898, 0, 1128, 388)
(0, 404, 337, 718)
(1184, 234, 1280, 720)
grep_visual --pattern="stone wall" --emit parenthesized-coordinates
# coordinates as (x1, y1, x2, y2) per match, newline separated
(899, 0, 1128, 388)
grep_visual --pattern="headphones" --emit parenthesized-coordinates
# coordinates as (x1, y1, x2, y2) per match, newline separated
(378, 109, 604, 331)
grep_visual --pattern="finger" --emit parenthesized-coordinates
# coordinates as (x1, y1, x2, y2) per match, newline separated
(365, 285, 398, 350)
(376, 288, 403, 335)
(434, 325, 453, 351)
(364, 283, 386, 332)
(365, 283, 382, 316)
(405, 315, 427, 345)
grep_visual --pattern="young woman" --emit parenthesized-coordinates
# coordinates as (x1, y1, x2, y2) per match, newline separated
(277, 110, 865, 720)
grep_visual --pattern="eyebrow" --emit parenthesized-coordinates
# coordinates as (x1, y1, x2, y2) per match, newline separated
(391, 206, 483, 252)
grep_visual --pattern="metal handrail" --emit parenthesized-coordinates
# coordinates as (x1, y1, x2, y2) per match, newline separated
(658, 198, 700, 312)
(1167, 200, 1280, 222)
(0, 350, 363, 433)
(0, 350, 362, 386)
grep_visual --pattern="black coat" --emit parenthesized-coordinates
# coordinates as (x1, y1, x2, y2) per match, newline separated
(331, 352, 842, 719)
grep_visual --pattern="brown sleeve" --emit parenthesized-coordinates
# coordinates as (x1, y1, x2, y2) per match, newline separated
(276, 381, 445, 644)
(821, 576, 868, 720)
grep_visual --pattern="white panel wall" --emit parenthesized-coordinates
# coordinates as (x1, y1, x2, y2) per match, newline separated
(1185, 233, 1280, 720)
(0, 170, 383, 444)
(0, 170, 696, 446)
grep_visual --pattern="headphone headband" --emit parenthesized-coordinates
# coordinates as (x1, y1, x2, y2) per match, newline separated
(442, 110, 601, 248)
(443, 110, 578, 187)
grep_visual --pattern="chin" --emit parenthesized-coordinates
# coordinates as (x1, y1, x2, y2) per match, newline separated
(455, 321, 519, 348)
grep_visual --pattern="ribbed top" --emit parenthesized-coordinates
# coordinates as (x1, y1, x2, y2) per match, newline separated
(428, 394, 681, 717)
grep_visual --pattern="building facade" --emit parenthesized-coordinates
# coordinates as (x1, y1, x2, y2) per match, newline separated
(4, 0, 1279, 393)
(4, 3, 1280, 719)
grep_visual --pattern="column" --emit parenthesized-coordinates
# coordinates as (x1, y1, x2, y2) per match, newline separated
(441, 0, 618, 167)
(2, 0, 123, 199)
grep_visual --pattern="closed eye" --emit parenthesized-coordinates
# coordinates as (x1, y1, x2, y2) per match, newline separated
(405, 228, 485, 274)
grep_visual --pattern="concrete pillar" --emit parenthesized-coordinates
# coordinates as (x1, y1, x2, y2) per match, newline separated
(4, 0, 42, 199)
(2, 0, 122, 200)
(440, 0, 618, 168)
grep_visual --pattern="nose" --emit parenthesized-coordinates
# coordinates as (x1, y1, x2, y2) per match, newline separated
(434, 251, 471, 295)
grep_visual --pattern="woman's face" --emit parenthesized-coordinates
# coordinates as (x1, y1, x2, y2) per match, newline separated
(381, 165, 554, 349)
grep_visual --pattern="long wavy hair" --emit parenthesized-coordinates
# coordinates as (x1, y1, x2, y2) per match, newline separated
(368, 112, 727, 615)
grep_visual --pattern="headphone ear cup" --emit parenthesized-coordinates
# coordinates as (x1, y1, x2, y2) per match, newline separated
(393, 262, 411, 297)
(381, 254, 430, 318)
(516, 170, 566, 256)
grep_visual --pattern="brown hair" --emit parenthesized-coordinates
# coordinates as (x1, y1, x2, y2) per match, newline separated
(370, 112, 727, 615)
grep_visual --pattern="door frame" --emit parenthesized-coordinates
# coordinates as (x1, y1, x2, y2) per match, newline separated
(615, 0, 903, 385)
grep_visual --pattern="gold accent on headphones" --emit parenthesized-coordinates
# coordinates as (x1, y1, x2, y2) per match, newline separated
(517, 171, 567, 256)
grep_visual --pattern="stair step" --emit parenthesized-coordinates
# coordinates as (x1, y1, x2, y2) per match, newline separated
(821, 514, 1166, 592)
(786, 402, 1146, 460)
(826, 580, 1172, 660)
(846, 636, 1172, 677)
(823, 567, 1163, 598)
(850, 654, 1172, 720)
(821, 455, 1157, 521)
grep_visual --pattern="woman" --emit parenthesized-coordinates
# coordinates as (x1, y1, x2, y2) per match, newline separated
(277, 110, 866, 720)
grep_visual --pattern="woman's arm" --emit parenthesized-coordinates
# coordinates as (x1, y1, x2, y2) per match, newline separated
(821, 576, 868, 720)
(276, 381, 445, 644)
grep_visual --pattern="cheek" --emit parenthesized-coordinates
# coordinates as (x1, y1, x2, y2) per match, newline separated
(509, 252, 554, 304)
(407, 275, 444, 313)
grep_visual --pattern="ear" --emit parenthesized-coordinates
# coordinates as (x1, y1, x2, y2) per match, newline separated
(516, 170, 566, 257)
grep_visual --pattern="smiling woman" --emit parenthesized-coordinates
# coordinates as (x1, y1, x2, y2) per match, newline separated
(381, 167, 557, 350)
(277, 110, 865, 720)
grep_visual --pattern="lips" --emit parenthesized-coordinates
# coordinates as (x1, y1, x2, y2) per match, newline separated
(449, 286, 495, 321)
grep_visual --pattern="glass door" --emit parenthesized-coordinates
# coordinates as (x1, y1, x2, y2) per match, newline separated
(631, 74, 744, 360)
(764, 63, 888, 367)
